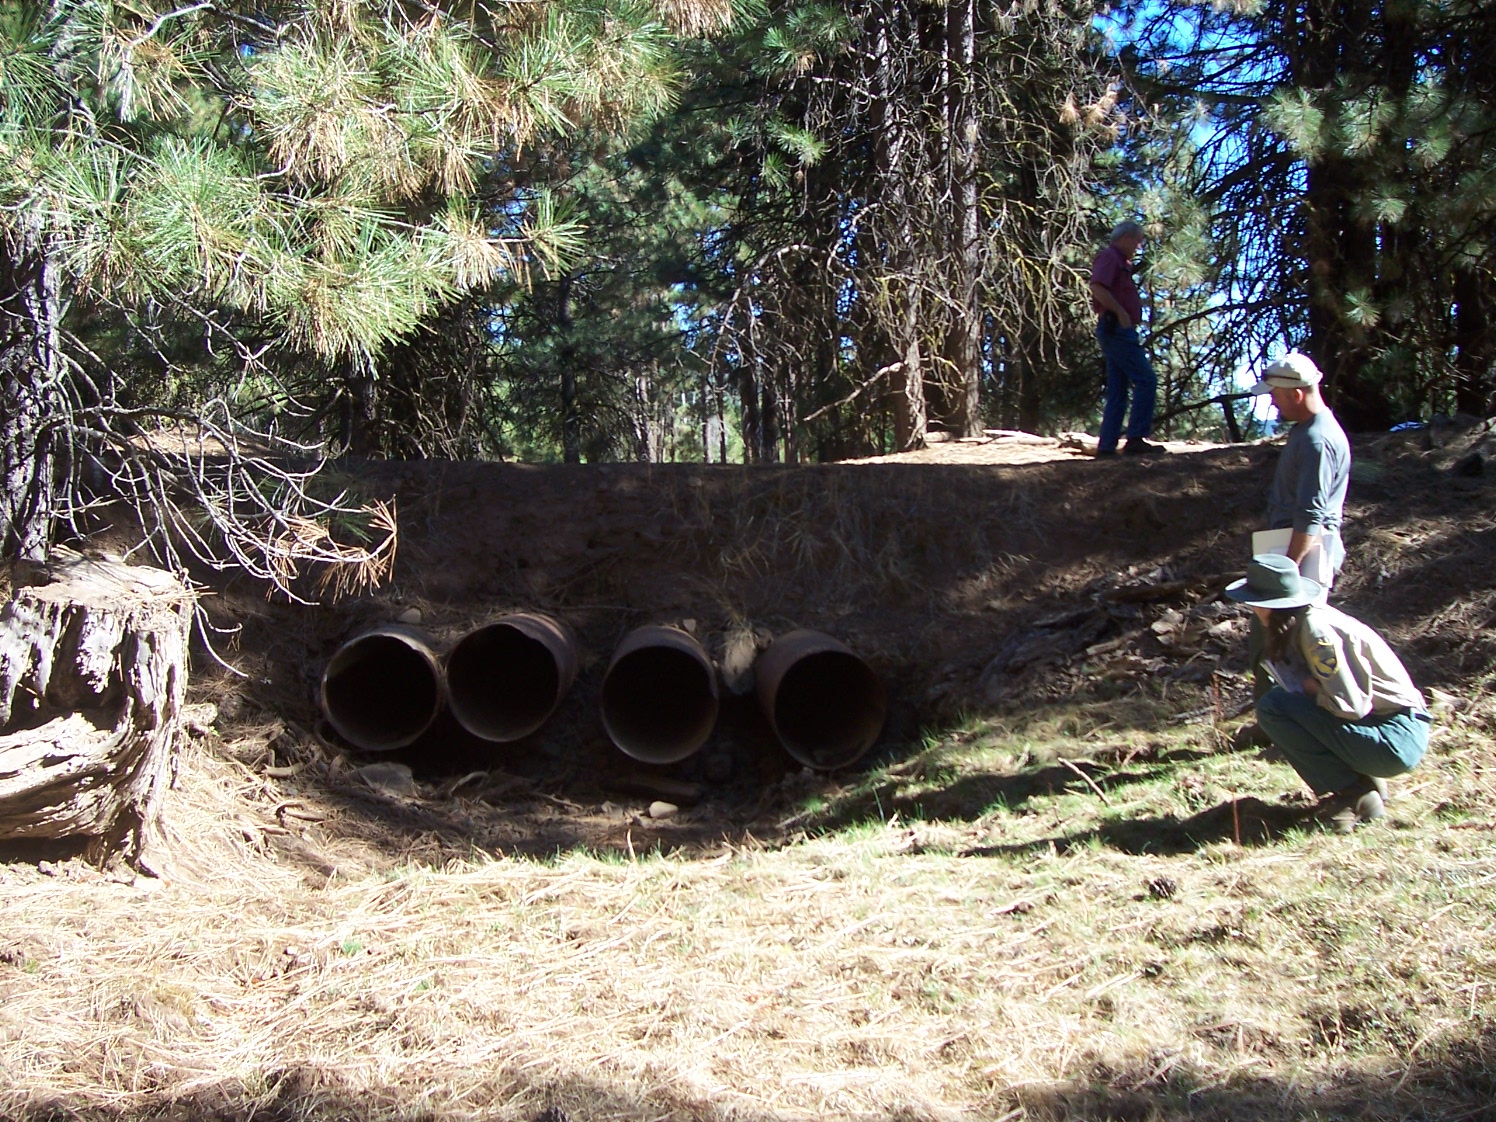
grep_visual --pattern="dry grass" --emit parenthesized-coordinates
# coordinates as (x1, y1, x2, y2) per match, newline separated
(2, 686, 1494, 1122)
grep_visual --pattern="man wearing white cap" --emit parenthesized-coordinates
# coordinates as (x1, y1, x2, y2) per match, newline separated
(1246, 351, 1351, 697)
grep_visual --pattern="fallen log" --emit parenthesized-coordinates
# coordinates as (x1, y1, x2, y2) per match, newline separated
(1098, 573, 1237, 604)
(981, 429, 1057, 444)
(0, 548, 195, 874)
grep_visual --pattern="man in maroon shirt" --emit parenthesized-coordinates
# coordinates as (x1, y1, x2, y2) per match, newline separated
(1090, 220, 1164, 457)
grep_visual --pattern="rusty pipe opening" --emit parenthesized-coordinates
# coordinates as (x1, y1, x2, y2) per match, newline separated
(601, 625, 719, 764)
(320, 626, 445, 752)
(756, 630, 886, 770)
(446, 613, 578, 743)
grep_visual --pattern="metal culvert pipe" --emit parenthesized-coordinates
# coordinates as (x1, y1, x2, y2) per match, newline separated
(756, 630, 886, 769)
(600, 625, 719, 764)
(445, 613, 578, 742)
(320, 625, 446, 751)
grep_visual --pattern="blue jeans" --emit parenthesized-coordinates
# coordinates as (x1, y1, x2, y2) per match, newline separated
(1256, 688, 1429, 795)
(1097, 323, 1157, 452)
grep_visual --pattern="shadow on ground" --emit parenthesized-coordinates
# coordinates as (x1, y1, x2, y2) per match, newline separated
(9, 1025, 1494, 1121)
(957, 794, 1311, 857)
(205, 680, 1276, 868)
(796, 692, 1278, 839)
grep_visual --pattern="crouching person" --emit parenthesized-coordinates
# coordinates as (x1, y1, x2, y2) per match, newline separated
(1227, 554, 1432, 833)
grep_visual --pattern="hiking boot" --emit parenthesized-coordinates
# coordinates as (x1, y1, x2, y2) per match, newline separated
(1315, 777, 1386, 834)
(1231, 722, 1273, 752)
(1095, 448, 1118, 458)
(1123, 439, 1166, 456)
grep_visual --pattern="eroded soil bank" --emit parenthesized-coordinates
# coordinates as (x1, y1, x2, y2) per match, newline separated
(193, 423, 1496, 857)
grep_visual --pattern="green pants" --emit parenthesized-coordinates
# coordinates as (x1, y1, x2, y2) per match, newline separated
(1255, 688, 1429, 795)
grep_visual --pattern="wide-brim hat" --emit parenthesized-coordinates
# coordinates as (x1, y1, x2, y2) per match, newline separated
(1226, 553, 1322, 609)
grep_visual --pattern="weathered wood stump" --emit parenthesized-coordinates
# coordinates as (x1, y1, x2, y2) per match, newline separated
(0, 548, 195, 873)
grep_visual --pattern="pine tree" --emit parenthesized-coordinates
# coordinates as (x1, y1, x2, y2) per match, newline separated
(1112, 0, 1496, 428)
(0, 0, 727, 571)
(604, 0, 1118, 461)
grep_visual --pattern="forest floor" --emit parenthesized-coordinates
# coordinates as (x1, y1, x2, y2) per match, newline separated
(2, 420, 1495, 1121)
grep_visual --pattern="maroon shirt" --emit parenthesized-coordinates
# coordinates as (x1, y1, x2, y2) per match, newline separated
(1090, 244, 1143, 325)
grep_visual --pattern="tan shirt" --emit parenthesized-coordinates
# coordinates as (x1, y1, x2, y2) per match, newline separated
(1296, 605, 1426, 720)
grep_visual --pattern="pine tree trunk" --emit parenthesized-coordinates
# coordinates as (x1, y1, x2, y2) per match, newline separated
(759, 376, 781, 463)
(946, 0, 983, 438)
(894, 297, 927, 451)
(1295, 0, 1394, 431)
(738, 358, 763, 463)
(557, 274, 583, 464)
(1, 220, 63, 562)
(1453, 266, 1496, 416)
(1016, 321, 1044, 434)
(0, 549, 194, 875)
(874, 1, 926, 452)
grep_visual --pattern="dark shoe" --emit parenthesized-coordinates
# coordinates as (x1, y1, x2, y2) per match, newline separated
(1095, 448, 1118, 458)
(1315, 777, 1386, 834)
(1123, 439, 1166, 456)
(1231, 722, 1272, 752)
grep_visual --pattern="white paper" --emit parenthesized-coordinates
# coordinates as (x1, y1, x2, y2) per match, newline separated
(1252, 527, 1331, 589)
(1264, 658, 1306, 693)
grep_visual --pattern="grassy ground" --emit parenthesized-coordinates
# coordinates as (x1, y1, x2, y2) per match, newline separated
(5, 430, 1496, 1120)
(2, 679, 1493, 1122)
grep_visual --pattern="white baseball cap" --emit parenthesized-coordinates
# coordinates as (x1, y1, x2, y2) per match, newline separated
(1249, 352, 1323, 394)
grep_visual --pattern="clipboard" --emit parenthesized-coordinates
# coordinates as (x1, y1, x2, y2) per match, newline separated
(1252, 528, 1332, 588)
(1263, 657, 1306, 693)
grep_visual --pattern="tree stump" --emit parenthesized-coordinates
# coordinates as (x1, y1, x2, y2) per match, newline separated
(0, 548, 195, 874)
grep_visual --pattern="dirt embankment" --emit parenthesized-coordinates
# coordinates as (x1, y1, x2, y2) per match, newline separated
(184, 421, 1496, 857)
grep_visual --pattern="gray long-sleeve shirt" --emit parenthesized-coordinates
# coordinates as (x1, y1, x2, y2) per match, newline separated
(1266, 409, 1350, 573)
